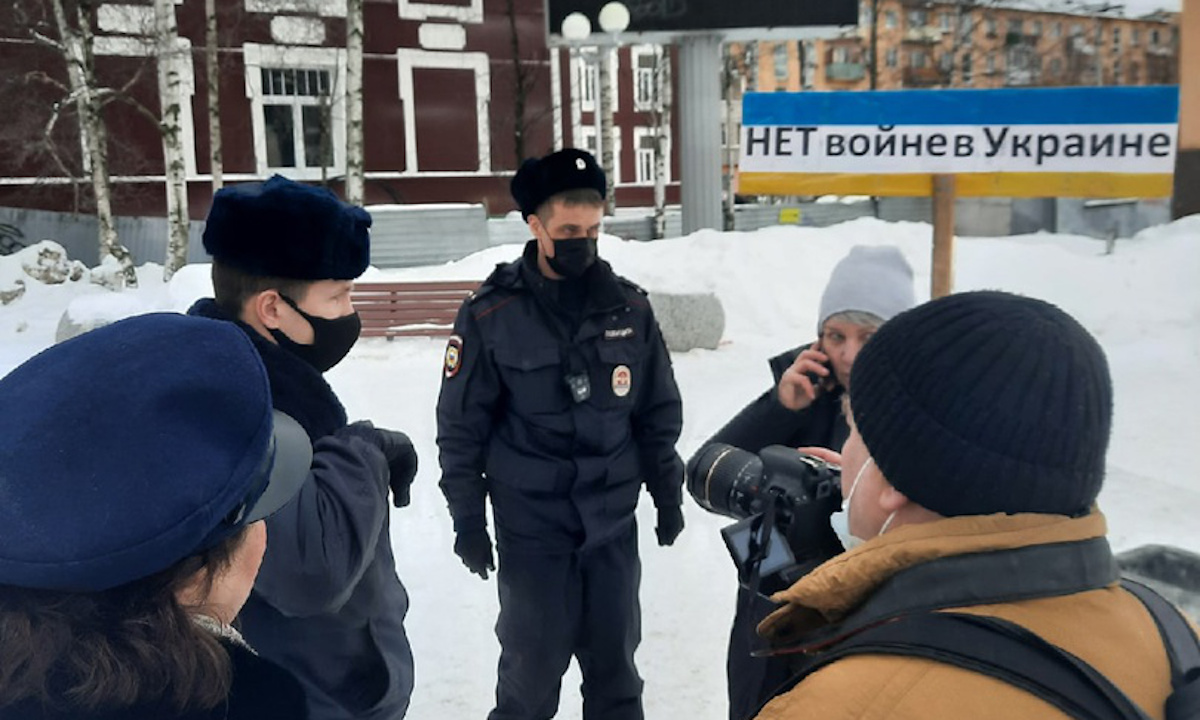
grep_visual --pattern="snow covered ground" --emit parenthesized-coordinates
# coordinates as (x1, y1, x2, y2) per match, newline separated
(2, 216, 1198, 719)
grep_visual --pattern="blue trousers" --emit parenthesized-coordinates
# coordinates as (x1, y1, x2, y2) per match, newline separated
(489, 523, 644, 720)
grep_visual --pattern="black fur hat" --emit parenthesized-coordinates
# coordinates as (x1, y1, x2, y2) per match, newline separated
(511, 148, 606, 220)
(203, 175, 371, 280)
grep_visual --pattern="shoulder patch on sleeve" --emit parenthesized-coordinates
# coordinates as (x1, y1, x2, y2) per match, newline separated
(444, 334, 464, 378)
(618, 276, 649, 296)
(467, 283, 495, 304)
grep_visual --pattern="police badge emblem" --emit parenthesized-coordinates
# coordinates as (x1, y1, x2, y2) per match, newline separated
(612, 364, 632, 398)
(444, 335, 463, 378)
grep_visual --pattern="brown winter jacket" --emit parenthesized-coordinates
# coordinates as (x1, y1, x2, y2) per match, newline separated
(754, 511, 1178, 720)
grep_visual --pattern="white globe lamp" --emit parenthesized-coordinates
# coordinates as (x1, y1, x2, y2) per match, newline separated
(561, 12, 592, 41)
(598, 1, 630, 34)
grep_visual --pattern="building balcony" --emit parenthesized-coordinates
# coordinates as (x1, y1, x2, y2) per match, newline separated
(1005, 32, 1040, 47)
(826, 62, 866, 81)
(903, 27, 943, 44)
(903, 66, 949, 87)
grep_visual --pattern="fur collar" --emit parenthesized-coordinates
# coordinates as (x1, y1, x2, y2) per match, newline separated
(188, 299, 347, 440)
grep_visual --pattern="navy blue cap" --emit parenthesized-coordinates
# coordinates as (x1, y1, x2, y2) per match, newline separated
(203, 174, 372, 280)
(0, 313, 311, 592)
(511, 148, 606, 220)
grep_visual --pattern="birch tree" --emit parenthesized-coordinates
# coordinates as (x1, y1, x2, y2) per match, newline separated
(155, 0, 190, 279)
(344, 0, 365, 204)
(42, 0, 138, 287)
(204, 0, 223, 192)
(650, 46, 671, 240)
(599, 48, 616, 216)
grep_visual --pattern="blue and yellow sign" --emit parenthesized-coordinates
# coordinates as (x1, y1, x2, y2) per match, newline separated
(738, 86, 1179, 198)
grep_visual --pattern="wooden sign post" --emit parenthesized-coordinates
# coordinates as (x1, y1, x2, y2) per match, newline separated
(931, 175, 956, 299)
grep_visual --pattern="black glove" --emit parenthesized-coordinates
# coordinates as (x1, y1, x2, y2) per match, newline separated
(374, 428, 417, 508)
(338, 420, 381, 447)
(338, 422, 417, 508)
(454, 528, 495, 579)
(655, 505, 685, 546)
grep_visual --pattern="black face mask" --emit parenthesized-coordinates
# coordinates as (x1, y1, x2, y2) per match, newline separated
(270, 294, 362, 372)
(546, 237, 598, 279)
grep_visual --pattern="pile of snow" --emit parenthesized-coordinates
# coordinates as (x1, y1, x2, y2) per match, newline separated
(2, 217, 1198, 719)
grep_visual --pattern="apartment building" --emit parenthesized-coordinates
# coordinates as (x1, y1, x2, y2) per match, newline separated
(736, 0, 1179, 93)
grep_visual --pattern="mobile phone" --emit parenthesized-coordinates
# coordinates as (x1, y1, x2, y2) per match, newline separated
(804, 341, 830, 388)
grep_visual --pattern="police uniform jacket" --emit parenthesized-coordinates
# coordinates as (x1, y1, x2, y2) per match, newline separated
(753, 511, 1178, 720)
(188, 299, 413, 720)
(436, 241, 685, 553)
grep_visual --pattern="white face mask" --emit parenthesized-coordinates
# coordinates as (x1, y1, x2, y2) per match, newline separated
(829, 457, 873, 551)
(829, 456, 899, 551)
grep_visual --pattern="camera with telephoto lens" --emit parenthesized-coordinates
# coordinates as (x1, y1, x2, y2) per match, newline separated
(688, 443, 843, 595)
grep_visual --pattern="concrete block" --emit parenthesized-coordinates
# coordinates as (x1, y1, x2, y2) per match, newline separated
(648, 291, 724, 353)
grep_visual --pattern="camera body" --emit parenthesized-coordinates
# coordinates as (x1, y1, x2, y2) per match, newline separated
(688, 443, 843, 595)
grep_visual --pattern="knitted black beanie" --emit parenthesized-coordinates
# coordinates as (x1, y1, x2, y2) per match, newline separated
(849, 290, 1113, 517)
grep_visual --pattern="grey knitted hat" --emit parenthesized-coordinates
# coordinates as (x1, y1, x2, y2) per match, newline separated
(818, 245, 916, 332)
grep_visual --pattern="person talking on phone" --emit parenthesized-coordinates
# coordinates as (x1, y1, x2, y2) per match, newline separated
(686, 244, 916, 720)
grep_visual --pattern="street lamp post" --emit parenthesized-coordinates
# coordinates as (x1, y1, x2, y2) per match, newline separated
(561, 3, 629, 216)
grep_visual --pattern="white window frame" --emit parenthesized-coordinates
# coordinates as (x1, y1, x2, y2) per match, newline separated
(244, 43, 346, 180)
(631, 44, 659, 112)
(244, 0, 346, 18)
(632, 126, 671, 186)
(570, 48, 619, 114)
(577, 55, 597, 112)
(397, 0, 483, 24)
(395, 48, 491, 174)
(578, 125, 621, 185)
(772, 42, 789, 82)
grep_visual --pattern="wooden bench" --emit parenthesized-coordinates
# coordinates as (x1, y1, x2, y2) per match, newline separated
(352, 281, 480, 339)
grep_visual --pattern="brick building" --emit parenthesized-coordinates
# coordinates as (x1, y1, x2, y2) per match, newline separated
(738, 1, 1179, 93)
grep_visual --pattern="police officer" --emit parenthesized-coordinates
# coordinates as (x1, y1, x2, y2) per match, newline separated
(436, 148, 686, 720)
(190, 176, 416, 720)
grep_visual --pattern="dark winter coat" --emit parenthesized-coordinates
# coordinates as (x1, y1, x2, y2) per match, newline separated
(0, 636, 308, 720)
(188, 299, 413, 720)
(436, 241, 685, 553)
(693, 346, 847, 461)
(688, 345, 847, 720)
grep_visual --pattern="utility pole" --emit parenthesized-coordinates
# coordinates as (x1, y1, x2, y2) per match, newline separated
(869, 0, 879, 90)
(1173, 0, 1199, 218)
